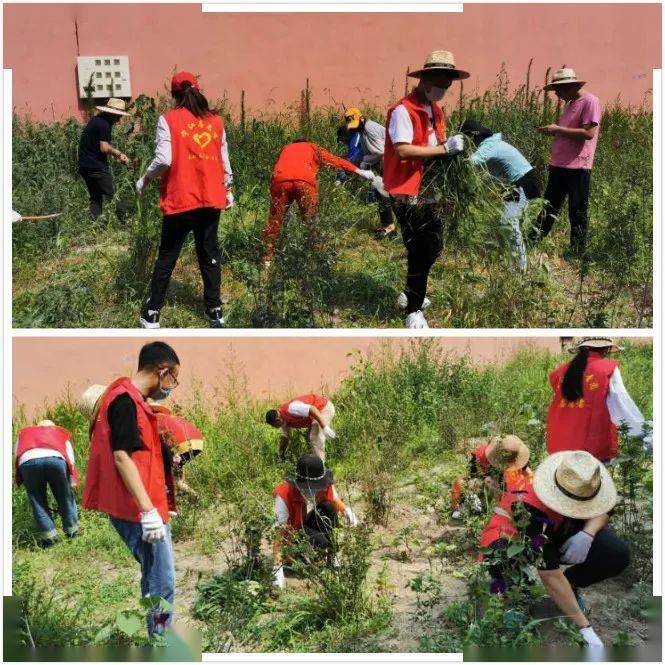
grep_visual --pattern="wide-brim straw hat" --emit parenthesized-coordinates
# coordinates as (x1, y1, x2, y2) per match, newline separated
(408, 50, 470, 81)
(544, 68, 586, 91)
(534, 450, 617, 520)
(37, 419, 56, 427)
(485, 435, 530, 472)
(79, 384, 107, 419)
(569, 337, 623, 354)
(95, 98, 131, 116)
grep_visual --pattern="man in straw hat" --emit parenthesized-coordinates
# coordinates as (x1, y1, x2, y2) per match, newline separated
(78, 98, 131, 222)
(451, 435, 530, 520)
(14, 419, 79, 546)
(480, 450, 629, 647)
(81, 341, 181, 636)
(383, 50, 468, 329)
(547, 337, 649, 462)
(531, 68, 601, 260)
(272, 454, 358, 588)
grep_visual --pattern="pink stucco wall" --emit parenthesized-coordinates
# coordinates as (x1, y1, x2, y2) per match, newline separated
(13, 336, 566, 420)
(4, 4, 660, 122)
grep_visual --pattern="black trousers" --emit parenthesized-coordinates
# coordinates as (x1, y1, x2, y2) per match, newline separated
(147, 207, 222, 310)
(490, 527, 630, 589)
(392, 201, 444, 314)
(532, 166, 591, 253)
(378, 195, 395, 228)
(79, 168, 126, 221)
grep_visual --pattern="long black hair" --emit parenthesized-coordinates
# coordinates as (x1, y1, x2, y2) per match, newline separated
(561, 347, 590, 401)
(173, 82, 212, 118)
(460, 118, 494, 147)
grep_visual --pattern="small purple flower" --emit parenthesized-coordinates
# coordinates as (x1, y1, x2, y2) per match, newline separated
(533, 513, 556, 527)
(530, 534, 547, 550)
(489, 577, 507, 594)
(153, 612, 170, 628)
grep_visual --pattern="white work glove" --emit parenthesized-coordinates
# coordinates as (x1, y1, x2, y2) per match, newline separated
(372, 175, 389, 198)
(344, 506, 358, 527)
(135, 176, 146, 196)
(469, 493, 483, 513)
(444, 134, 464, 156)
(579, 625, 604, 648)
(355, 168, 375, 181)
(140, 508, 166, 544)
(559, 530, 593, 565)
(334, 180, 342, 187)
(323, 426, 336, 439)
(273, 565, 285, 588)
(225, 191, 235, 209)
(11, 210, 22, 224)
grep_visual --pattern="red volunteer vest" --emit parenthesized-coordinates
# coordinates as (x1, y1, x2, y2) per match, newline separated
(546, 353, 619, 461)
(82, 377, 169, 523)
(383, 93, 447, 196)
(15, 425, 79, 487)
(479, 471, 562, 548)
(159, 107, 227, 216)
(278, 394, 329, 429)
(273, 481, 344, 532)
(153, 406, 203, 452)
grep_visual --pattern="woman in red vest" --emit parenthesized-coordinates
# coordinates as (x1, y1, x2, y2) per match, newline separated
(479, 450, 629, 648)
(82, 341, 181, 636)
(383, 50, 467, 329)
(450, 435, 530, 519)
(546, 337, 647, 462)
(15, 419, 79, 546)
(136, 71, 233, 330)
(272, 454, 358, 589)
(265, 393, 336, 461)
(262, 139, 376, 266)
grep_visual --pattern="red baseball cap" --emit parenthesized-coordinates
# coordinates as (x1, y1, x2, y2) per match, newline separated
(171, 71, 200, 93)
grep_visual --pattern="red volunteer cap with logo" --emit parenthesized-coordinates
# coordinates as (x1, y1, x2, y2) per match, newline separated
(171, 71, 200, 93)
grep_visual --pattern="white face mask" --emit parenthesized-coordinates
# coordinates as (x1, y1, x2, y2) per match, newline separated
(425, 85, 447, 102)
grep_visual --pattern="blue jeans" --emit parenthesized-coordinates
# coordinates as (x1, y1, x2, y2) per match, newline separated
(109, 517, 175, 636)
(500, 187, 528, 272)
(20, 457, 78, 541)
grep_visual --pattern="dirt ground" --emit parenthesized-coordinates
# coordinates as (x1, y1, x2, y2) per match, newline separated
(166, 473, 653, 653)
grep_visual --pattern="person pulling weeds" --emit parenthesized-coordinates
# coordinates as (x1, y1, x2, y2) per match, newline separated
(479, 450, 629, 648)
(461, 118, 542, 272)
(546, 337, 649, 462)
(272, 454, 358, 589)
(265, 393, 336, 461)
(338, 108, 396, 238)
(78, 97, 131, 222)
(136, 71, 234, 329)
(450, 435, 530, 520)
(14, 419, 80, 546)
(530, 68, 601, 261)
(383, 50, 467, 328)
(82, 341, 181, 636)
(261, 139, 377, 266)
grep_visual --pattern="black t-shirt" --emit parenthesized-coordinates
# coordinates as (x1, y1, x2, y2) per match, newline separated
(107, 393, 173, 474)
(78, 115, 112, 171)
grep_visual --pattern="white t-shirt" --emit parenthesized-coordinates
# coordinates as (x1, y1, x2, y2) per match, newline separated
(606, 367, 647, 438)
(388, 103, 438, 147)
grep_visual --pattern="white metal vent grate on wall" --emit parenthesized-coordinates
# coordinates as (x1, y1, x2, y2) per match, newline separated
(77, 56, 132, 99)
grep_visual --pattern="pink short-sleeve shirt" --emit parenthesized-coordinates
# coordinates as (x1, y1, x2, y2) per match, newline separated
(549, 92, 601, 170)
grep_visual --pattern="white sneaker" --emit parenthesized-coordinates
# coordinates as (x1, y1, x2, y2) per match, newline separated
(397, 292, 431, 310)
(451, 510, 462, 520)
(405, 310, 429, 329)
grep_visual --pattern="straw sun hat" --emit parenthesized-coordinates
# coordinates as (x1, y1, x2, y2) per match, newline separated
(78, 384, 107, 420)
(534, 450, 617, 520)
(408, 50, 470, 80)
(569, 337, 623, 354)
(37, 419, 56, 427)
(485, 435, 530, 472)
(95, 98, 131, 116)
(544, 68, 586, 91)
